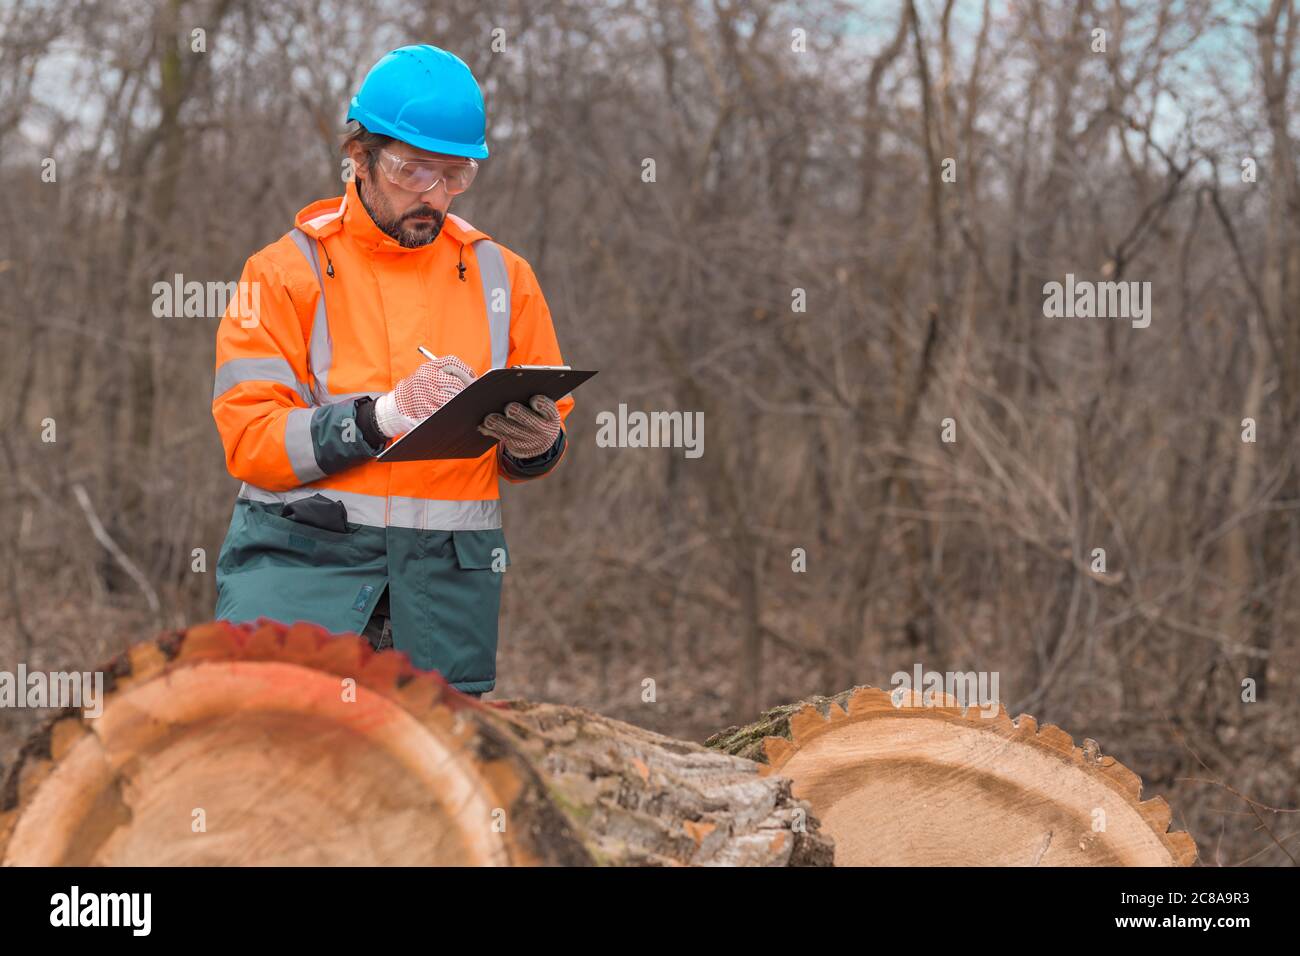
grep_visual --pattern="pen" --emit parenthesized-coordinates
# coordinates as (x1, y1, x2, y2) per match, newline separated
(418, 344, 475, 388)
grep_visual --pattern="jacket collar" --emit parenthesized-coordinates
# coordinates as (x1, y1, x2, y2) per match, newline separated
(294, 179, 489, 254)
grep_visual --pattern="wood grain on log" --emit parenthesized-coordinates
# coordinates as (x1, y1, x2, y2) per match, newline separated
(707, 686, 1198, 866)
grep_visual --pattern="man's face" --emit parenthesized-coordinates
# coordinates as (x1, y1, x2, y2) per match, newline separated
(349, 140, 455, 248)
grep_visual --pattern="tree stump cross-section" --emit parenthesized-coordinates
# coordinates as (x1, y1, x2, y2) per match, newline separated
(706, 686, 1198, 866)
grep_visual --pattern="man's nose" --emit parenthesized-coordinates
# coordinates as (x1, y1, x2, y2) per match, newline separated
(419, 183, 451, 211)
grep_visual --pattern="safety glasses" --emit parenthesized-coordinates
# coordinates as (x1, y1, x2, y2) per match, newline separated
(375, 149, 479, 195)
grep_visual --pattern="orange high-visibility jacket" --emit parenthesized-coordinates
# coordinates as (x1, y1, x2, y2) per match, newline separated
(211, 179, 572, 690)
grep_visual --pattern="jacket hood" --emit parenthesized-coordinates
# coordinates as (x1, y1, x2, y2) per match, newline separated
(294, 178, 489, 253)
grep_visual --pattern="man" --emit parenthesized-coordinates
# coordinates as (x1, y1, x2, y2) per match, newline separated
(211, 44, 573, 698)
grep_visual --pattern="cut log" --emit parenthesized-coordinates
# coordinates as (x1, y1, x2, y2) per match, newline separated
(706, 686, 1198, 866)
(3, 623, 1197, 866)
(0, 620, 827, 866)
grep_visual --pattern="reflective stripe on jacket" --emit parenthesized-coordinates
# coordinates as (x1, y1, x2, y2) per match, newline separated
(211, 179, 573, 691)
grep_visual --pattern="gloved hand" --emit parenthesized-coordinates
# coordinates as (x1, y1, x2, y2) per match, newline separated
(375, 355, 476, 438)
(478, 394, 562, 459)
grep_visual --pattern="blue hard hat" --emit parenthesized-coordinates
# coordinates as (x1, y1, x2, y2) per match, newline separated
(347, 45, 488, 159)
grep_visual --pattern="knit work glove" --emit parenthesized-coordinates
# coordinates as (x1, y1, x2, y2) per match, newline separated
(375, 355, 476, 438)
(479, 394, 562, 459)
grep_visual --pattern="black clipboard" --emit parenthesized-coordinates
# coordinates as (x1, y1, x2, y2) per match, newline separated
(378, 366, 597, 461)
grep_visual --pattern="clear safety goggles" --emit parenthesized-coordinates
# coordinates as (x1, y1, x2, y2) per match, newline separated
(376, 149, 479, 195)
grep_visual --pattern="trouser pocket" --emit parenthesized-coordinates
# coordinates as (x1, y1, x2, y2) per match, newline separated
(451, 528, 509, 572)
(414, 529, 508, 683)
(214, 500, 385, 633)
(362, 587, 394, 651)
